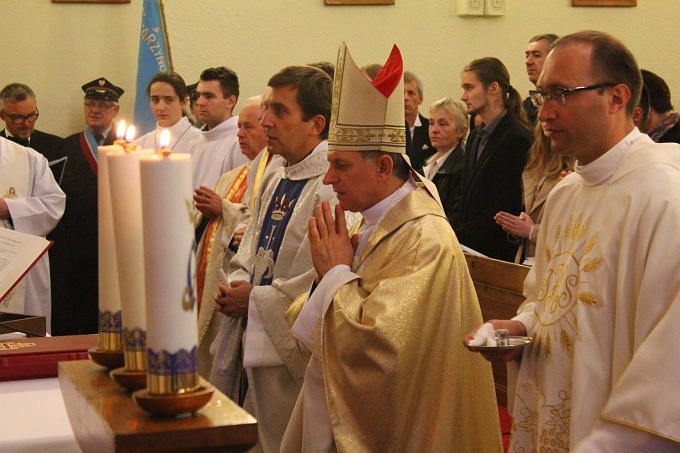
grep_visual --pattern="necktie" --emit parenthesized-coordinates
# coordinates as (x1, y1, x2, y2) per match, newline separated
(470, 130, 486, 162)
(94, 134, 105, 145)
(476, 130, 487, 161)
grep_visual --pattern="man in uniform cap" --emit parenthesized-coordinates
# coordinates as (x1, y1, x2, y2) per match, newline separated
(59, 77, 124, 335)
(281, 42, 502, 453)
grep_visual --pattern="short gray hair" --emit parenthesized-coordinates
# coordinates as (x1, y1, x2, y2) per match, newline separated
(529, 34, 559, 46)
(0, 83, 36, 109)
(429, 97, 469, 131)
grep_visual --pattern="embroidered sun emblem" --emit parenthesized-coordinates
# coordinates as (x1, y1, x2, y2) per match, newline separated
(532, 216, 603, 358)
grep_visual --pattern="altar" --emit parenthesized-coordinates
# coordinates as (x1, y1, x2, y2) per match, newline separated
(0, 334, 258, 452)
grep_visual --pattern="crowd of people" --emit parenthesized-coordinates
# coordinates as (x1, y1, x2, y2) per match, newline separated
(1, 28, 679, 452)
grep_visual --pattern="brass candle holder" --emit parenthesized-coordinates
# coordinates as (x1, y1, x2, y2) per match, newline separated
(88, 309, 124, 369)
(110, 327, 147, 391)
(133, 346, 213, 416)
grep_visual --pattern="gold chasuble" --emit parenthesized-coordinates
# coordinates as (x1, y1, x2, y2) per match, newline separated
(196, 164, 248, 380)
(287, 187, 502, 452)
(284, 41, 500, 452)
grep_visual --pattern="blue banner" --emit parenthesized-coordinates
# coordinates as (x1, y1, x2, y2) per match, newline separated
(133, 0, 172, 136)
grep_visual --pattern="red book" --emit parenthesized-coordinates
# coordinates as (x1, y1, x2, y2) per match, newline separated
(0, 334, 98, 381)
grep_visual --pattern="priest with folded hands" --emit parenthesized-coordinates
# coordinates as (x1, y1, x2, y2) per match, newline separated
(281, 42, 502, 453)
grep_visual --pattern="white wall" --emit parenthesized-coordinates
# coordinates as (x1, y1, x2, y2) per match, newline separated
(2, 0, 678, 138)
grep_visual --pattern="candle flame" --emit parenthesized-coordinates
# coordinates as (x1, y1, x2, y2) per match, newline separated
(160, 129, 171, 149)
(125, 125, 136, 143)
(116, 120, 126, 139)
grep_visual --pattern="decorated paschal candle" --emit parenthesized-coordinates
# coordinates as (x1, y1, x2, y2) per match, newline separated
(139, 130, 199, 394)
(108, 128, 153, 371)
(95, 120, 127, 352)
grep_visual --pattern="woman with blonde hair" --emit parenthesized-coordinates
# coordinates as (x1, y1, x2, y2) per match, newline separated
(495, 123, 574, 262)
(423, 97, 468, 224)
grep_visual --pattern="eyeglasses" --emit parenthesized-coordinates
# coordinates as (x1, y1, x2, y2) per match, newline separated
(84, 101, 116, 110)
(2, 109, 39, 124)
(529, 83, 618, 107)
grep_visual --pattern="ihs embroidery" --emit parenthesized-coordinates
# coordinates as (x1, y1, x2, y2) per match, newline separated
(534, 217, 603, 358)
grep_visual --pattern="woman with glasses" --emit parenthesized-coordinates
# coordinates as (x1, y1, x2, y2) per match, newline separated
(494, 123, 574, 263)
(135, 71, 201, 154)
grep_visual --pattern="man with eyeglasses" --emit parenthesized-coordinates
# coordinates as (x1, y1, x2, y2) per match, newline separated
(0, 83, 68, 183)
(466, 31, 680, 451)
(60, 77, 124, 335)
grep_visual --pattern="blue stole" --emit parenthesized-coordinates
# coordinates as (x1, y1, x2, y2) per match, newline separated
(84, 127, 100, 160)
(252, 178, 306, 286)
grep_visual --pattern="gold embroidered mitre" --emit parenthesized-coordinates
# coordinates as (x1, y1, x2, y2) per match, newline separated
(328, 42, 406, 153)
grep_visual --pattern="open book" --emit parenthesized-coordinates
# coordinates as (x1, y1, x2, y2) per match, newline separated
(0, 228, 52, 302)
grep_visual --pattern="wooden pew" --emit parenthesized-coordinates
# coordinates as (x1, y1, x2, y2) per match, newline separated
(465, 254, 530, 407)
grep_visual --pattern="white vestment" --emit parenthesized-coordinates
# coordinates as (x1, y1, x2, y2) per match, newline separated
(228, 141, 337, 453)
(511, 129, 680, 451)
(0, 137, 65, 333)
(189, 116, 249, 189)
(134, 117, 201, 155)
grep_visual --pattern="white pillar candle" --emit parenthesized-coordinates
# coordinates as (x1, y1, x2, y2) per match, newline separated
(98, 144, 124, 351)
(139, 152, 198, 394)
(108, 148, 153, 370)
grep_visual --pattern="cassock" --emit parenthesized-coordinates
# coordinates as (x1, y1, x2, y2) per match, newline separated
(134, 117, 201, 155)
(0, 137, 65, 333)
(511, 129, 680, 451)
(189, 116, 249, 189)
(284, 183, 502, 452)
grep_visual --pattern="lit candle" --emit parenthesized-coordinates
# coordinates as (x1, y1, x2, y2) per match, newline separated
(108, 146, 154, 371)
(97, 140, 124, 352)
(139, 145, 198, 394)
(158, 129, 171, 155)
(114, 120, 127, 147)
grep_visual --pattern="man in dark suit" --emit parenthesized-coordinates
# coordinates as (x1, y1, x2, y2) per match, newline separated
(0, 83, 68, 183)
(522, 34, 558, 126)
(60, 77, 124, 335)
(404, 71, 434, 172)
(1, 83, 73, 334)
(453, 57, 533, 262)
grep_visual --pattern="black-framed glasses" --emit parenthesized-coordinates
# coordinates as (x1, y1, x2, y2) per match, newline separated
(529, 83, 618, 107)
(2, 108, 39, 124)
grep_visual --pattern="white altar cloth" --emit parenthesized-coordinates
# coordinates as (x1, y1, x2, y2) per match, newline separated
(0, 377, 80, 452)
